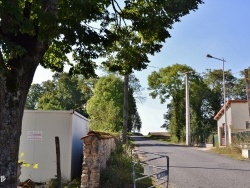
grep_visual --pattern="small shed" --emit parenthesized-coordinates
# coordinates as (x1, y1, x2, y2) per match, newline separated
(214, 100, 248, 146)
(19, 110, 89, 183)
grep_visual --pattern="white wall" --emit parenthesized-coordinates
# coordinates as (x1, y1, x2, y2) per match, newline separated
(217, 102, 248, 145)
(71, 111, 89, 179)
(231, 103, 248, 130)
(19, 110, 88, 183)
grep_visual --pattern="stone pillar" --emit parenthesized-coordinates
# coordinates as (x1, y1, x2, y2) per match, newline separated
(81, 131, 116, 188)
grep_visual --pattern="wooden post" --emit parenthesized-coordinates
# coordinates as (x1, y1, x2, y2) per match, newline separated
(55, 136, 62, 188)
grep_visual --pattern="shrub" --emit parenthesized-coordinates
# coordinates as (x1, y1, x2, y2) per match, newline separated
(170, 135, 179, 143)
(206, 134, 214, 144)
(100, 141, 154, 188)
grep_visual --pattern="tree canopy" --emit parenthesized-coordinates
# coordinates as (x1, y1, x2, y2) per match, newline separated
(0, 0, 203, 186)
(0, 0, 203, 76)
(25, 72, 94, 116)
(203, 69, 246, 101)
(148, 64, 249, 143)
(148, 64, 197, 142)
(86, 74, 141, 132)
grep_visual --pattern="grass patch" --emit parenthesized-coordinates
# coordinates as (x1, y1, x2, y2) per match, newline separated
(100, 140, 154, 188)
(133, 164, 161, 188)
(209, 146, 245, 160)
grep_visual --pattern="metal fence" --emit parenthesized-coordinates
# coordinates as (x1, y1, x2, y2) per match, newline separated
(131, 149, 169, 188)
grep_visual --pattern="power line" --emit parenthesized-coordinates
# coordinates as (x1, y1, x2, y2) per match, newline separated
(147, 66, 246, 77)
(147, 65, 161, 69)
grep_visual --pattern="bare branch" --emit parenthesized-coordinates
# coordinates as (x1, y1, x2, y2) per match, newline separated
(111, 0, 127, 26)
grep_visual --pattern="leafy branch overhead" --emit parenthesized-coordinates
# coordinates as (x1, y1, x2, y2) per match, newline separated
(0, 0, 203, 77)
(103, 0, 204, 75)
(0, 0, 203, 186)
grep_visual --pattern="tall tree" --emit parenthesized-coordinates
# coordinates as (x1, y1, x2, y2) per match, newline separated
(148, 64, 194, 141)
(86, 74, 123, 132)
(25, 84, 44, 109)
(148, 64, 214, 143)
(148, 65, 247, 144)
(189, 77, 216, 144)
(86, 74, 141, 132)
(25, 73, 93, 116)
(0, 0, 203, 186)
(127, 82, 142, 132)
(203, 69, 246, 101)
(86, 74, 124, 132)
(102, 1, 203, 143)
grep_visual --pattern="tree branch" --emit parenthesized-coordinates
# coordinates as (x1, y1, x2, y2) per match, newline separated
(111, 0, 127, 26)
(42, 0, 58, 17)
(0, 48, 5, 70)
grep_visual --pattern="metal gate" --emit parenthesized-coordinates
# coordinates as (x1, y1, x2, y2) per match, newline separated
(132, 149, 169, 188)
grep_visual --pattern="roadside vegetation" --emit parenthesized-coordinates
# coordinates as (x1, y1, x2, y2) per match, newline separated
(19, 178, 81, 188)
(48, 178, 80, 188)
(100, 140, 154, 188)
(145, 134, 247, 161)
(209, 146, 245, 160)
(148, 65, 248, 145)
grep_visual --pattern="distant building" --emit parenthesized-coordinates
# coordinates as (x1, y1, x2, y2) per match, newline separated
(148, 132, 170, 138)
(214, 100, 248, 146)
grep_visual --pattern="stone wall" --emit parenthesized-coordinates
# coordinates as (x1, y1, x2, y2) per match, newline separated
(81, 131, 116, 188)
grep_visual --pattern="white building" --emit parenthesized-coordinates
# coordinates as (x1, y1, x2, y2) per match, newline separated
(19, 110, 89, 183)
(214, 100, 248, 146)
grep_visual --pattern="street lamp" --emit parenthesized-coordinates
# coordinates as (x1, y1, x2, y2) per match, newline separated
(206, 54, 228, 146)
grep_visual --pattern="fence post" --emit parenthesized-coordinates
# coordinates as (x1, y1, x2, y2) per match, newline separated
(55, 136, 62, 188)
(133, 162, 137, 188)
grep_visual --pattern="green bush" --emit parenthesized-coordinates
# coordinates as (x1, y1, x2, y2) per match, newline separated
(100, 145, 132, 187)
(206, 134, 214, 144)
(170, 135, 179, 143)
(100, 141, 154, 188)
(47, 178, 80, 188)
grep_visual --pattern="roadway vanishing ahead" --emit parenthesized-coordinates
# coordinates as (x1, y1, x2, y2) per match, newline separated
(131, 136, 250, 188)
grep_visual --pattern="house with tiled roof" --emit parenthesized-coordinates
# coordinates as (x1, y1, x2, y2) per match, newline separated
(214, 100, 249, 146)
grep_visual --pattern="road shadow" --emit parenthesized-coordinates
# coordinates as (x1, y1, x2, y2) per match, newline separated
(170, 165, 250, 172)
(131, 136, 188, 147)
(131, 136, 209, 151)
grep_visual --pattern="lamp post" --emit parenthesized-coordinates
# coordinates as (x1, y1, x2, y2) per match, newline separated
(206, 54, 227, 146)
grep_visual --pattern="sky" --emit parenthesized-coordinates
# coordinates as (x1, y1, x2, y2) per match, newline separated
(33, 0, 250, 135)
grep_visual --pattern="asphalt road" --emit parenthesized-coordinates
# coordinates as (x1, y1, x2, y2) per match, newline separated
(131, 136, 250, 188)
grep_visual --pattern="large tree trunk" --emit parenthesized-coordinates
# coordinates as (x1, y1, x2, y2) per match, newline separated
(0, 51, 46, 187)
(0, 0, 56, 186)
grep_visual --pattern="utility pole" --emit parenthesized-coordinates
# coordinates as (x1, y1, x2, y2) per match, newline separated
(185, 72, 192, 146)
(122, 74, 129, 144)
(244, 69, 250, 118)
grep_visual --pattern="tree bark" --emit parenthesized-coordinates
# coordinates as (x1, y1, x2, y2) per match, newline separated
(0, 0, 56, 186)
(0, 47, 47, 187)
(122, 74, 129, 144)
